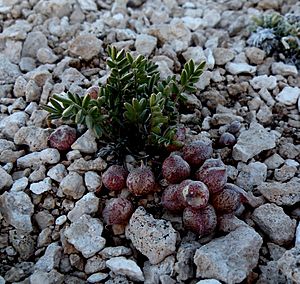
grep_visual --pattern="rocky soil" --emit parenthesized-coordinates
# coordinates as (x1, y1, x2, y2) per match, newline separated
(0, 0, 300, 283)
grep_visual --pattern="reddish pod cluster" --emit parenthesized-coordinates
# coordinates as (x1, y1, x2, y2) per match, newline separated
(161, 139, 244, 237)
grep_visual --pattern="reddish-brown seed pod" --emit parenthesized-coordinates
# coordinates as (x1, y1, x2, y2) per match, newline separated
(102, 165, 128, 191)
(85, 85, 100, 99)
(183, 205, 217, 236)
(162, 154, 191, 184)
(182, 139, 213, 167)
(48, 125, 76, 151)
(102, 197, 134, 225)
(211, 183, 242, 214)
(126, 166, 156, 196)
(161, 184, 186, 213)
(166, 126, 186, 152)
(181, 180, 210, 209)
(195, 158, 227, 195)
(219, 132, 236, 147)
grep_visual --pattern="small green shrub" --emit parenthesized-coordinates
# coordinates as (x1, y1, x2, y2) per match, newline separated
(247, 13, 300, 68)
(44, 46, 205, 156)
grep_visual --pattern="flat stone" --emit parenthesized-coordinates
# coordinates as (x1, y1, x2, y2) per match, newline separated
(67, 192, 99, 222)
(30, 177, 52, 195)
(252, 203, 296, 245)
(232, 122, 276, 162)
(264, 153, 285, 170)
(201, 9, 221, 28)
(250, 75, 277, 90)
(196, 280, 222, 284)
(11, 177, 28, 192)
(9, 230, 35, 260)
(29, 269, 64, 284)
(236, 162, 267, 191)
(225, 62, 256, 75)
(106, 257, 144, 282)
(77, 0, 97, 11)
(194, 226, 262, 284)
(135, 34, 157, 56)
(213, 48, 235, 65)
(143, 256, 175, 284)
(275, 86, 300, 106)
(278, 247, 300, 283)
(22, 31, 48, 58)
(14, 126, 51, 151)
(174, 242, 200, 281)
(35, 242, 62, 272)
(99, 246, 131, 258)
(0, 20, 32, 40)
(64, 214, 106, 258)
(183, 47, 207, 64)
(245, 47, 266, 65)
(0, 191, 34, 233)
(17, 148, 60, 168)
(69, 34, 102, 61)
(67, 157, 107, 173)
(126, 207, 177, 265)
(87, 273, 108, 283)
(0, 166, 13, 190)
(71, 130, 98, 154)
(272, 62, 298, 77)
(85, 255, 106, 274)
(257, 178, 300, 206)
(59, 171, 86, 199)
(47, 164, 67, 183)
(149, 19, 191, 52)
(84, 171, 102, 192)
(37, 48, 59, 64)
(274, 164, 297, 182)
(0, 54, 21, 84)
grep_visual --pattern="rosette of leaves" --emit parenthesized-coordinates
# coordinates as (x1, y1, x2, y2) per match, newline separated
(247, 13, 300, 68)
(43, 46, 205, 156)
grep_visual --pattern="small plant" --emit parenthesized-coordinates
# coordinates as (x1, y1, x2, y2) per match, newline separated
(43, 46, 205, 156)
(247, 13, 300, 68)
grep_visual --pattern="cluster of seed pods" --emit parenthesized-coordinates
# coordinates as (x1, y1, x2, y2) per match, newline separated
(161, 139, 244, 237)
(100, 138, 243, 238)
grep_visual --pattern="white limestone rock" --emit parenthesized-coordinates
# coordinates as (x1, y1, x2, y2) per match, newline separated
(0, 191, 34, 233)
(64, 214, 106, 258)
(106, 257, 144, 282)
(275, 87, 300, 106)
(194, 226, 263, 284)
(232, 122, 276, 162)
(126, 207, 177, 265)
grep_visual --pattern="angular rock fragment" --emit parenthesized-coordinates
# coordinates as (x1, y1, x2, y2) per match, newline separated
(252, 203, 296, 245)
(232, 122, 276, 162)
(194, 226, 262, 284)
(0, 191, 34, 233)
(278, 247, 300, 283)
(126, 207, 177, 264)
(35, 242, 62, 272)
(64, 214, 106, 258)
(106, 257, 144, 282)
(257, 178, 300, 206)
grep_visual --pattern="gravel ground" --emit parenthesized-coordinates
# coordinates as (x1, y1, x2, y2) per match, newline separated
(0, 0, 300, 283)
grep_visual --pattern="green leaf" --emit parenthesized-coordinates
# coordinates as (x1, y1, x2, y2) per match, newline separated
(42, 105, 58, 114)
(107, 59, 116, 68)
(49, 98, 63, 111)
(82, 94, 91, 109)
(75, 109, 85, 124)
(85, 115, 94, 129)
(62, 105, 75, 118)
(181, 69, 188, 85)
